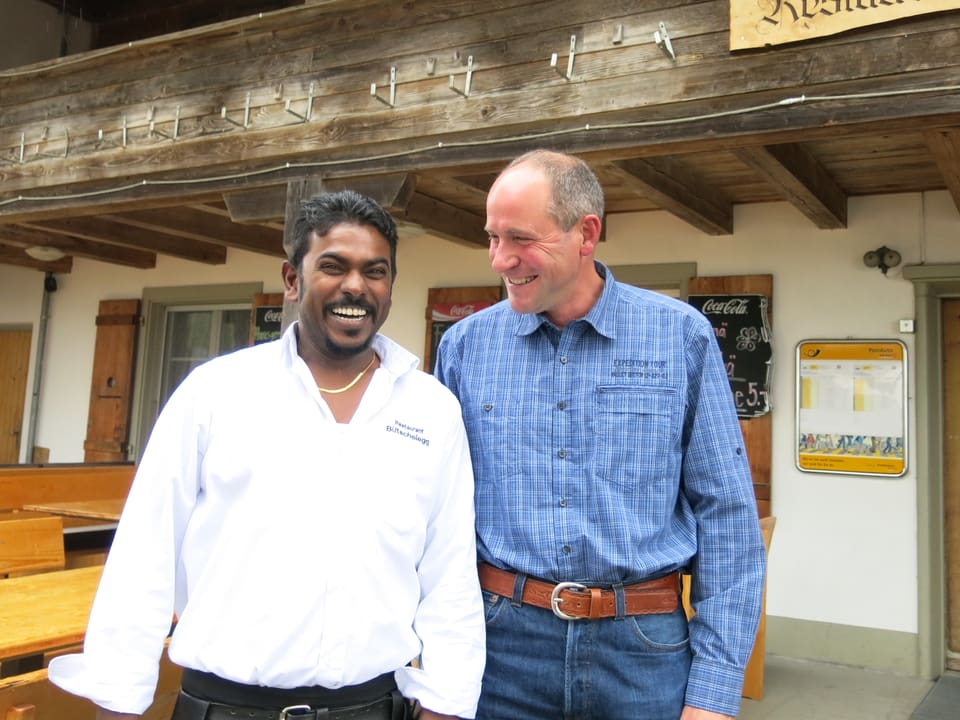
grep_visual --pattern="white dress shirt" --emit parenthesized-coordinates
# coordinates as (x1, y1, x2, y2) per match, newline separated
(49, 324, 485, 717)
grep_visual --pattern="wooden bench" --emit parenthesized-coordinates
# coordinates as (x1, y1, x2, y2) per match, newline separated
(0, 644, 183, 720)
(0, 465, 135, 512)
(0, 465, 135, 570)
(0, 517, 64, 579)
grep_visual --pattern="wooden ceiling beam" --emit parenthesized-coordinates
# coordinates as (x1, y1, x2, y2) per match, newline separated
(222, 174, 419, 224)
(608, 157, 733, 236)
(732, 143, 848, 229)
(0, 225, 156, 268)
(109, 205, 285, 257)
(0, 242, 74, 273)
(26, 216, 227, 265)
(397, 193, 487, 248)
(924, 128, 960, 214)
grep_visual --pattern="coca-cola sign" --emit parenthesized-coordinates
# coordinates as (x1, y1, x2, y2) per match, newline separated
(687, 294, 772, 418)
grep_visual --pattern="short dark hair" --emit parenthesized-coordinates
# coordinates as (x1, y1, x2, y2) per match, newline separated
(289, 189, 398, 276)
(504, 149, 604, 231)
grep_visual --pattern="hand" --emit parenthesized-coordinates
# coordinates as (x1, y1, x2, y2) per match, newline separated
(679, 706, 734, 720)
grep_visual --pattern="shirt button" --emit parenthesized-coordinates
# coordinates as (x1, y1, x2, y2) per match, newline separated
(558, 449, 567, 458)
(562, 545, 571, 554)
(557, 401, 566, 410)
(560, 356, 568, 364)
(559, 499, 567, 507)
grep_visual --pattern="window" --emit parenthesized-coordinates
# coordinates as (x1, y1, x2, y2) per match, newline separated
(130, 283, 262, 461)
(158, 305, 251, 405)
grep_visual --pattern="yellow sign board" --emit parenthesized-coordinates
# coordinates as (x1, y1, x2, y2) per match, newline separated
(730, 0, 960, 51)
(796, 340, 907, 477)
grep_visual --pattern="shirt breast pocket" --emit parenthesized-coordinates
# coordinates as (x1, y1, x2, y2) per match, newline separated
(595, 386, 681, 488)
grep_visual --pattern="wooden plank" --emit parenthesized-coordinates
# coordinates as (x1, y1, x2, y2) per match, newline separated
(21, 500, 125, 523)
(943, 299, 960, 656)
(1, 3, 959, 199)
(83, 300, 140, 463)
(924, 128, 960, 214)
(0, 517, 64, 578)
(732, 143, 848, 229)
(0, 330, 31, 465)
(0, 226, 156, 269)
(23, 218, 227, 265)
(0, 644, 182, 720)
(0, 465, 135, 512)
(607, 157, 734, 235)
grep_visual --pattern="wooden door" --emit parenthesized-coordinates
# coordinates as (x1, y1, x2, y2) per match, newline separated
(0, 329, 32, 464)
(83, 300, 140, 463)
(944, 298, 960, 671)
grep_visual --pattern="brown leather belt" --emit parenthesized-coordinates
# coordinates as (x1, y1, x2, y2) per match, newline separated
(478, 562, 679, 620)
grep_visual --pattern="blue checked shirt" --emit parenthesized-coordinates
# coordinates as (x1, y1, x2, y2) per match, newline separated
(435, 263, 766, 716)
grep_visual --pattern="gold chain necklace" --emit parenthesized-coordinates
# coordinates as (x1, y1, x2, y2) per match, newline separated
(317, 354, 376, 394)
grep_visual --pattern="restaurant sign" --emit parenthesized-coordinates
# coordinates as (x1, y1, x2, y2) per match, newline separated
(730, 0, 960, 51)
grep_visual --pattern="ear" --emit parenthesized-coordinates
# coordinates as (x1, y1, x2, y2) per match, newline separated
(578, 214, 602, 256)
(281, 260, 300, 303)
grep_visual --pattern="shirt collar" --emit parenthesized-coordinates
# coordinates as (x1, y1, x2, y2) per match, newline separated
(514, 261, 619, 340)
(280, 321, 420, 378)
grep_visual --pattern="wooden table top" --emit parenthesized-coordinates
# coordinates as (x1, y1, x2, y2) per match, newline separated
(22, 498, 125, 522)
(0, 565, 103, 660)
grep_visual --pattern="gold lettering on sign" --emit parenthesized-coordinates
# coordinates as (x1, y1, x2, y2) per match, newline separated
(730, 0, 960, 50)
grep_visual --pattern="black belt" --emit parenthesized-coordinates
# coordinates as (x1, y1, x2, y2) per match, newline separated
(177, 669, 409, 720)
(176, 688, 407, 720)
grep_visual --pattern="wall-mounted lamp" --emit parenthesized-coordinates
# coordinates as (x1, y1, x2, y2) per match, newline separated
(24, 245, 65, 262)
(862, 245, 901, 275)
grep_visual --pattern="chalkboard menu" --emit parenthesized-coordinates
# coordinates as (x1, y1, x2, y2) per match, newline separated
(687, 293, 772, 418)
(252, 305, 283, 345)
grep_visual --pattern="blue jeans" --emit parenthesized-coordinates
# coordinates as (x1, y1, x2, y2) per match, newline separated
(477, 589, 691, 720)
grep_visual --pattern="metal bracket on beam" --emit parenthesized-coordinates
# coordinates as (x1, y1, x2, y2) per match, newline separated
(612, 24, 624, 45)
(654, 22, 675, 60)
(371, 67, 397, 108)
(550, 35, 577, 81)
(0, 134, 25, 165)
(34, 126, 70, 159)
(449, 56, 475, 98)
(221, 92, 252, 129)
(96, 115, 128, 150)
(285, 82, 315, 123)
(149, 105, 181, 140)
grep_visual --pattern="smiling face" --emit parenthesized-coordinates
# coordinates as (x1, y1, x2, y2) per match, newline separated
(485, 161, 603, 328)
(283, 222, 393, 362)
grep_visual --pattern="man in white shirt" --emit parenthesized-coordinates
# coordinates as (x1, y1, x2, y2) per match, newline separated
(48, 190, 486, 720)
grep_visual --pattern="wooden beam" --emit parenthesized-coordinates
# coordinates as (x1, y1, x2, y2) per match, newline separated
(732, 143, 848, 229)
(0, 225, 156, 269)
(223, 186, 288, 223)
(398, 193, 487, 248)
(223, 174, 419, 223)
(26, 216, 227, 265)
(109, 205, 284, 257)
(608, 157, 733, 236)
(0, 243, 73, 273)
(924, 128, 960, 214)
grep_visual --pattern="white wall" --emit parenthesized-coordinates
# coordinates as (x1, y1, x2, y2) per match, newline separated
(2, 190, 959, 643)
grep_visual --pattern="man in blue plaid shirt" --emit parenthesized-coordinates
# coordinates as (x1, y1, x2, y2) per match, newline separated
(435, 149, 766, 720)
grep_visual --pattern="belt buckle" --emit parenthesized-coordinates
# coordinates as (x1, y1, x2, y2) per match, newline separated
(550, 581, 586, 620)
(280, 705, 314, 719)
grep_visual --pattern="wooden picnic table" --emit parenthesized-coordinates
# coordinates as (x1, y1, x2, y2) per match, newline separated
(21, 499, 125, 523)
(0, 566, 102, 662)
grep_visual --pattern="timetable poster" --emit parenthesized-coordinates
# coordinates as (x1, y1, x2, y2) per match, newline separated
(796, 340, 907, 477)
